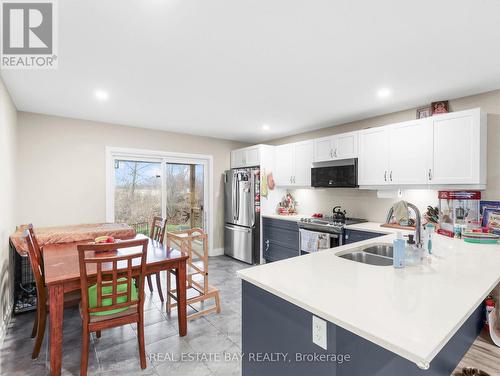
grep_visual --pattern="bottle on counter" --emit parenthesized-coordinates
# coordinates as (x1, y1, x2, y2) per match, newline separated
(405, 234, 420, 266)
(393, 232, 406, 269)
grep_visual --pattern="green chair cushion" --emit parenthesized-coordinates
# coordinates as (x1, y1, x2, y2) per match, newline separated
(88, 277, 138, 316)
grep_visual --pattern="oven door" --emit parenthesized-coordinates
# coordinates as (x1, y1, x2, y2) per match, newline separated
(299, 229, 342, 255)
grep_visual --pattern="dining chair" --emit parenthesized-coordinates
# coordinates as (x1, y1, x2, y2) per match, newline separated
(25, 224, 80, 359)
(146, 216, 167, 301)
(77, 238, 149, 375)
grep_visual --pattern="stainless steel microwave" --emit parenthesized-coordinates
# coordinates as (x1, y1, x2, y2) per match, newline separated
(311, 158, 358, 188)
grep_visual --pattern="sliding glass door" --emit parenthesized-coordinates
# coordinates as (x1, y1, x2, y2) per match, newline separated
(111, 154, 208, 236)
(165, 163, 205, 232)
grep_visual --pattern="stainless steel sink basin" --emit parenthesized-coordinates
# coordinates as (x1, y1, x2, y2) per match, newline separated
(339, 251, 393, 266)
(361, 244, 393, 258)
(337, 243, 394, 266)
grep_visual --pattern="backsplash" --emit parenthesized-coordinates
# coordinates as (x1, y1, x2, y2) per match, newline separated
(288, 188, 439, 222)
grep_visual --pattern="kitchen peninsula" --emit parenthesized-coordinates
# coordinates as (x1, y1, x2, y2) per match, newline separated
(237, 228, 500, 376)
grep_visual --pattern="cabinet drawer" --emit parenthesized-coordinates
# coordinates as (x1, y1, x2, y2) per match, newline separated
(263, 240, 298, 263)
(344, 229, 384, 244)
(263, 217, 298, 231)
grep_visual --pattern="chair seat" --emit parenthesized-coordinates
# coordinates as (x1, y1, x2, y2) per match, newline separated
(79, 303, 138, 323)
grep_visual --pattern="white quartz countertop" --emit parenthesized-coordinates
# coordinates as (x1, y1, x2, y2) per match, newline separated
(261, 213, 310, 222)
(261, 215, 412, 235)
(237, 233, 500, 368)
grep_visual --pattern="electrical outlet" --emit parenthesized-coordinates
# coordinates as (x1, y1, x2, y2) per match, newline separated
(312, 315, 327, 350)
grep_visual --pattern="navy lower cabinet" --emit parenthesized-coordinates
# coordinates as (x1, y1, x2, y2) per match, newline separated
(343, 228, 385, 244)
(242, 281, 483, 376)
(262, 218, 299, 262)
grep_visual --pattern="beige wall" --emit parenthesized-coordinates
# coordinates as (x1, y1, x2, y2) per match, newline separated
(0, 77, 17, 342)
(265, 89, 500, 221)
(16, 112, 248, 250)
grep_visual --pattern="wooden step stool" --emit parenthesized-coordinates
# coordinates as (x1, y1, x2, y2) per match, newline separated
(166, 228, 221, 320)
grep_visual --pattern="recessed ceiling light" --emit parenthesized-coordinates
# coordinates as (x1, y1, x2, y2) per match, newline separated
(262, 124, 270, 131)
(94, 89, 109, 101)
(377, 88, 392, 98)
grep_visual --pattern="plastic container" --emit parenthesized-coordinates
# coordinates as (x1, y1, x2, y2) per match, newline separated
(405, 234, 420, 266)
(424, 223, 435, 255)
(393, 232, 406, 269)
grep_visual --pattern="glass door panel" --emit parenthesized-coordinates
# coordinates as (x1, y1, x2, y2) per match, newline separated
(114, 160, 162, 235)
(165, 163, 205, 232)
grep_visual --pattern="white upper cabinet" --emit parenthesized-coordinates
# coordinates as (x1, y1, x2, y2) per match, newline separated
(389, 119, 432, 185)
(274, 144, 295, 186)
(293, 141, 314, 186)
(313, 136, 335, 162)
(431, 108, 486, 185)
(358, 127, 390, 185)
(275, 141, 313, 187)
(358, 108, 487, 188)
(231, 145, 262, 168)
(313, 131, 358, 162)
(336, 131, 359, 159)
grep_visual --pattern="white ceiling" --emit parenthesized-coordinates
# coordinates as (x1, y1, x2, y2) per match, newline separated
(2, 0, 500, 142)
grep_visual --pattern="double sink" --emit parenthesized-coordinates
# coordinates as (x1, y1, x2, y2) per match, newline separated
(337, 243, 394, 266)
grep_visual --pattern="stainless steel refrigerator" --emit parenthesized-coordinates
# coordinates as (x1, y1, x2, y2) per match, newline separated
(224, 168, 260, 264)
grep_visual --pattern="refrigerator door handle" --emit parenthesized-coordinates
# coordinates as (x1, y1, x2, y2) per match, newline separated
(232, 172, 237, 221)
(250, 171, 255, 227)
(224, 224, 251, 233)
(234, 172, 240, 221)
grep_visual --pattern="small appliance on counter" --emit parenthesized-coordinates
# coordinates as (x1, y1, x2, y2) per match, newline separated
(438, 191, 481, 238)
(297, 206, 367, 254)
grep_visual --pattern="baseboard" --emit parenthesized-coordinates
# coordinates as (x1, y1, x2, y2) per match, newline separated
(209, 247, 224, 257)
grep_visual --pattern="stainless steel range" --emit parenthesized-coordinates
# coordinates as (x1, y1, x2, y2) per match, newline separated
(298, 216, 367, 254)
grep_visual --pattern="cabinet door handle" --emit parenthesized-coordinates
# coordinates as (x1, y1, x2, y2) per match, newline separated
(329, 149, 333, 158)
(384, 171, 387, 181)
(334, 148, 338, 158)
(264, 239, 270, 252)
(390, 171, 393, 181)
(428, 169, 432, 181)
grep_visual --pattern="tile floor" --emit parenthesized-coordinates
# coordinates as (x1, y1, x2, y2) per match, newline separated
(0, 256, 249, 376)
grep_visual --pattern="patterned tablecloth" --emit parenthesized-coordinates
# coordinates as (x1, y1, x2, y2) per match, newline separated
(10, 223, 136, 256)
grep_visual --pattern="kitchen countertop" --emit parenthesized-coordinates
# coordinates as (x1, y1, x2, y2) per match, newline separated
(237, 232, 500, 368)
(261, 213, 310, 222)
(345, 221, 413, 234)
(262, 214, 413, 235)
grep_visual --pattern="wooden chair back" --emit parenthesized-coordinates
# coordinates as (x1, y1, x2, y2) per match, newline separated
(77, 238, 148, 320)
(149, 216, 166, 244)
(25, 226, 46, 303)
(26, 224, 44, 275)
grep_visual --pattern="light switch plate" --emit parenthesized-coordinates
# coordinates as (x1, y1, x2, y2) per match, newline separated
(312, 315, 327, 350)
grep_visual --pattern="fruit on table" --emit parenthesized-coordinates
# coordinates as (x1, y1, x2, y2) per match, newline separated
(95, 236, 115, 244)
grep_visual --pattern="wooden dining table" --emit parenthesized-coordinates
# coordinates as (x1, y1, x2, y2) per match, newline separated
(42, 234, 189, 376)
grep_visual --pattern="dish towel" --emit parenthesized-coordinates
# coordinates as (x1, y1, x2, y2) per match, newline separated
(392, 200, 409, 226)
(301, 230, 328, 253)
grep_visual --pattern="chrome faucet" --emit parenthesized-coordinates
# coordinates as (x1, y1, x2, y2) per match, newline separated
(386, 202, 422, 247)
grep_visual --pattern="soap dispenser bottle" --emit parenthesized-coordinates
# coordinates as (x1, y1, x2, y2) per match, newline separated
(405, 234, 418, 266)
(393, 232, 406, 269)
